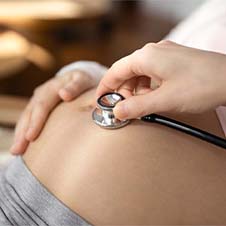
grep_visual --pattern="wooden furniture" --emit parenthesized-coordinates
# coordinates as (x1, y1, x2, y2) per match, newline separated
(0, 127, 13, 164)
(0, 95, 28, 163)
(0, 95, 28, 127)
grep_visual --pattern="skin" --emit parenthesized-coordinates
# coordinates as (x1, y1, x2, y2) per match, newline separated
(96, 41, 226, 120)
(11, 42, 226, 155)
(10, 70, 96, 155)
(23, 88, 226, 225)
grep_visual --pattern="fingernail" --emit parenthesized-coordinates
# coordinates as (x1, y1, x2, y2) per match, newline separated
(59, 88, 66, 97)
(59, 89, 72, 101)
(10, 143, 18, 154)
(114, 103, 128, 120)
(10, 141, 22, 155)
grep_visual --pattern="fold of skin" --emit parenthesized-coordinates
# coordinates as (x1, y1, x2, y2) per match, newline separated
(23, 88, 226, 225)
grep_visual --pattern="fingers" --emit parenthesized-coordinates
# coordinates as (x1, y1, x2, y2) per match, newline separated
(96, 54, 138, 98)
(10, 105, 32, 155)
(59, 71, 93, 101)
(10, 70, 95, 155)
(96, 45, 155, 98)
(113, 84, 172, 120)
(25, 71, 93, 141)
(117, 76, 151, 99)
(117, 77, 137, 98)
(25, 102, 51, 141)
(25, 81, 61, 141)
(135, 76, 151, 95)
(10, 79, 62, 154)
(96, 41, 181, 99)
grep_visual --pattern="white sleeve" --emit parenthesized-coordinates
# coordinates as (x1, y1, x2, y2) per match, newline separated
(165, 0, 226, 53)
(56, 61, 108, 83)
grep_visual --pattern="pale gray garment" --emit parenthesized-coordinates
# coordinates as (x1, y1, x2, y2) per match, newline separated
(0, 157, 91, 226)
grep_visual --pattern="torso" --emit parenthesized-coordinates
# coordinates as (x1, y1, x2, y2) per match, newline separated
(24, 89, 226, 225)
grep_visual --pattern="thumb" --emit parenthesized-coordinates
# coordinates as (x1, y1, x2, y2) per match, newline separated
(113, 87, 170, 119)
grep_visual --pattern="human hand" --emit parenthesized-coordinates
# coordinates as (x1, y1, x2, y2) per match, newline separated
(96, 41, 226, 120)
(10, 70, 97, 155)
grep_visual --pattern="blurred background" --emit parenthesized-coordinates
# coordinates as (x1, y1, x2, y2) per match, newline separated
(0, 0, 205, 159)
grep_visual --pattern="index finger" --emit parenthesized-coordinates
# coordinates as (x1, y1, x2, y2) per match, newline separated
(96, 41, 181, 99)
(96, 53, 139, 98)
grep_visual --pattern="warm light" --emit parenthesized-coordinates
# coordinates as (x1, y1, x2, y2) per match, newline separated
(0, 31, 54, 74)
(0, 31, 30, 59)
(0, 0, 111, 29)
(0, 0, 111, 22)
(0, 0, 84, 20)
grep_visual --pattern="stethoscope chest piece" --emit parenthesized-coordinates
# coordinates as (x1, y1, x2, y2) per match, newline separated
(92, 93, 226, 149)
(92, 92, 130, 129)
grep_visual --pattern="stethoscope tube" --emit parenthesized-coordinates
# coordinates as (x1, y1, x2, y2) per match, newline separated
(93, 92, 226, 150)
(141, 114, 226, 149)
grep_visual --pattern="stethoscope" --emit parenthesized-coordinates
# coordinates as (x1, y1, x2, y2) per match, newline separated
(92, 92, 226, 149)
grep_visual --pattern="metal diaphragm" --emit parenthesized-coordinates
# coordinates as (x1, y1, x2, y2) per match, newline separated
(92, 92, 130, 129)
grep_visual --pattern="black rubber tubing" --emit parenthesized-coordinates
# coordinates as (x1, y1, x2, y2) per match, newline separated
(141, 114, 226, 149)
